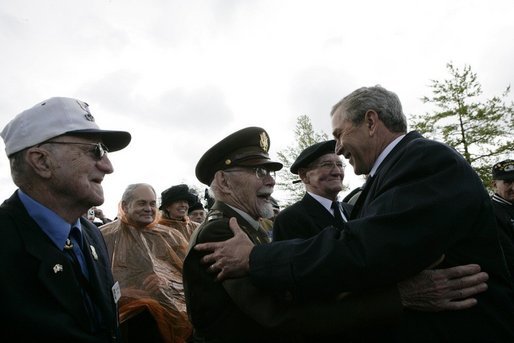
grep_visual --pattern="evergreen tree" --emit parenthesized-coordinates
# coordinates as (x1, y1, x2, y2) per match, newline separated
(275, 115, 330, 205)
(412, 63, 514, 187)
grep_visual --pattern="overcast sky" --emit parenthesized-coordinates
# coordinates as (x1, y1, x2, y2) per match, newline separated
(1, 0, 513, 218)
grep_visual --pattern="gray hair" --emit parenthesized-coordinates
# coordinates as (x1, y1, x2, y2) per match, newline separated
(121, 183, 156, 204)
(330, 85, 407, 133)
(8, 150, 28, 187)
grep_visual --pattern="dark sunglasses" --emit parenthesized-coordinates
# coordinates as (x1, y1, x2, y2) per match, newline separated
(38, 141, 109, 160)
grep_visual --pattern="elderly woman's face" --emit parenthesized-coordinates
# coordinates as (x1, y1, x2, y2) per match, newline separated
(166, 200, 189, 219)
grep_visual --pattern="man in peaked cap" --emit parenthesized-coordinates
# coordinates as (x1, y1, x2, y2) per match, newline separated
(273, 140, 352, 241)
(491, 159, 514, 283)
(0, 97, 131, 342)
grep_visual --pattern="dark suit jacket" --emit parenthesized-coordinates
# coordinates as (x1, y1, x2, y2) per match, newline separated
(0, 191, 119, 342)
(183, 201, 402, 343)
(249, 132, 514, 342)
(272, 193, 352, 241)
(491, 194, 514, 285)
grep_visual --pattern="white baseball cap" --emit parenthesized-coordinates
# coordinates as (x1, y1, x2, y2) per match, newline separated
(1, 97, 131, 156)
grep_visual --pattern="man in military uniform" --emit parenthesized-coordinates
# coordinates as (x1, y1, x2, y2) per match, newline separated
(491, 159, 514, 283)
(183, 126, 489, 343)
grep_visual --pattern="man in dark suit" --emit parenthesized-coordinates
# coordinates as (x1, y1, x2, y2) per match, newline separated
(0, 97, 131, 342)
(273, 140, 351, 241)
(195, 86, 514, 342)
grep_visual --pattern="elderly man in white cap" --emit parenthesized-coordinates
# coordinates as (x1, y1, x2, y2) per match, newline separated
(0, 97, 131, 342)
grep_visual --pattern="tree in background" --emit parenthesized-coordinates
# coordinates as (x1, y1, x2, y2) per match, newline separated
(411, 62, 514, 187)
(275, 115, 331, 206)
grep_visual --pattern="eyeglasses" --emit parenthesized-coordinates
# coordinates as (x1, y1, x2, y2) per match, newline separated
(311, 161, 344, 170)
(38, 141, 109, 160)
(225, 167, 276, 179)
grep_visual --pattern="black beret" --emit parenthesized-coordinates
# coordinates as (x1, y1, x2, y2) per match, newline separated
(290, 140, 336, 174)
(160, 184, 198, 210)
(188, 202, 205, 214)
(195, 127, 283, 185)
(492, 159, 514, 180)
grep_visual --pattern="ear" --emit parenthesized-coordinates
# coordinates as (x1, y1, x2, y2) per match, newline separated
(298, 168, 310, 184)
(25, 146, 53, 179)
(214, 170, 232, 194)
(364, 110, 380, 135)
(121, 201, 129, 214)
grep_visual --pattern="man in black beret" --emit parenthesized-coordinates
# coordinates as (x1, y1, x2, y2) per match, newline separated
(188, 202, 207, 224)
(491, 159, 514, 283)
(273, 140, 352, 241)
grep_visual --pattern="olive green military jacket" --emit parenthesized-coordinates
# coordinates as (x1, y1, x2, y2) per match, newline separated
(183, 201, 402, 343)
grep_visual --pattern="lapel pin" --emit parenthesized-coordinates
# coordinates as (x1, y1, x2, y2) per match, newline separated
(53, 264, 63, 273)
(90, 245, 98, 260)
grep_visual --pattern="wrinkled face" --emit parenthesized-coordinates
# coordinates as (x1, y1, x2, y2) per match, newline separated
(189, 209, 206, 224)
(224, 167, 276, 219)
(493, 179, 514, 202)
(300, 153, 344, 200)
(123, 185, 157, 228)
(331, 108, 374, 175)
(166, 200, 189, 219)
(40, 135, 114, 211)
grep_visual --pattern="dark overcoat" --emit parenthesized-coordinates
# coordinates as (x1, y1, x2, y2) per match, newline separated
(0, 191, 119, 342)
(250, 131, 514, 342)
(272, 192, 352, 241)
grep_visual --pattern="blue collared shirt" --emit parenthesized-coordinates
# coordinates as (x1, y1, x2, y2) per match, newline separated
(18, 189, 82, 251)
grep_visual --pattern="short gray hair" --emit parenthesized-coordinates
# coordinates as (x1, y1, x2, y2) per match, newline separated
(121, 183, 156, 204)
(8, 150, 28, 186)
(331, 85, 407, 133)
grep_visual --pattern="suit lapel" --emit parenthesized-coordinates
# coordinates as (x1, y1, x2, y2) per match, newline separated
(80, 219, 116, 326)
(302, 194, 336, 227)
(350, 132, 422, 219)
(212, 201, 270, 244)
(7, 195, 91, 329)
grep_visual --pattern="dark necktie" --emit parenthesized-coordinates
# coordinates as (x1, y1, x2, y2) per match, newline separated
(65, 226, 89, 279)
(64, 227, 99, 330)
(331, 201, 345, 228)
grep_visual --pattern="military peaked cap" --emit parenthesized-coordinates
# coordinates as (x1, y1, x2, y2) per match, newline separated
(196, 126, 283, 185)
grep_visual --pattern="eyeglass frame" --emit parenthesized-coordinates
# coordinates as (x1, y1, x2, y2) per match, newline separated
(224, 166, 276, 179)
(37, 141, 109, 160)
(308, 160, 345, 171)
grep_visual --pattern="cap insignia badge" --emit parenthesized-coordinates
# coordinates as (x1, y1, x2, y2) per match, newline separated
(259, 132, 269, 152)
(76, 100, 95, 122)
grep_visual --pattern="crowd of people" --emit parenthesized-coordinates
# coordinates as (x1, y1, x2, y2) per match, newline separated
(0, 87, 512, 343)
